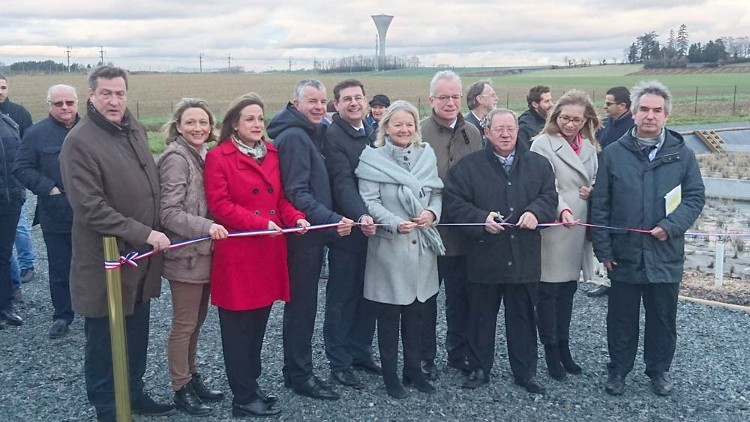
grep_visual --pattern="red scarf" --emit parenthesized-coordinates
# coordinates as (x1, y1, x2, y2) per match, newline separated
(567, 133, 582, 155)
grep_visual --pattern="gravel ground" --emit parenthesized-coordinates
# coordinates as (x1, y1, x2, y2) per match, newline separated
(2, 198, 750, 421)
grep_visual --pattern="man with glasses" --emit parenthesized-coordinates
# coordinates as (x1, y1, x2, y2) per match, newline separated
(60, 66, 175, 421)
(0, 74, 36, 294)
(321, 79, 379, 390)
(592, 81, 704, 397)
(518, 85, 552, 148)
(419, 70, 482, 381)
(464, 80, 497, 133)
(13, 84, 79, 339)
(444, 108, 557, 393)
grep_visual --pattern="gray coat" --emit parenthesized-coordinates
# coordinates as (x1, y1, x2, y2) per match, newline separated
(157, 138, 214, 284)
(530, 133, 598, 283)
(356, 141, 443, 305)
(60, 102, 163, 318)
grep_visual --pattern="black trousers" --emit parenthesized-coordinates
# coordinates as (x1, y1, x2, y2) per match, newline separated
(323, 247, 376, 371)
(0, 199, 21, 311)
(466, 282, 538, 380)
(219, 305, 272, 404)
(42, 231, 74, 323)
(282, 237, 325, 386)
(607, 281, 679, 377)
(377, 298, 429, 377)
(536, 280, 577, 345)
(422, 255, 469, 362)
(84, 300, 150, 415)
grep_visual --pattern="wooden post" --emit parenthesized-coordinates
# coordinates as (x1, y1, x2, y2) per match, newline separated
(714, 241, 724, 287)
(102, 237, 132, 422)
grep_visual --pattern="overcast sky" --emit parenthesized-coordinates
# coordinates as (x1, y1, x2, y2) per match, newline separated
(2, 0, 748, 72)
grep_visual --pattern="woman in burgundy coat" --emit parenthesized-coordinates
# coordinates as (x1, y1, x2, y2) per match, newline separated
(204, 93, 308, 418)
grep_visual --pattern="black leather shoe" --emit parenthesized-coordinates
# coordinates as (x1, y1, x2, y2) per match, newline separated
(331, 369, 365, 389)
(462, 369, 489, 389)
(352, 359, 382, 375)
(232, 399, 281, 417)
(0, 308, 23, 326)
(257, 387, 278, 404)
(649, 372, 674, 396)
(292, 376, 340, 400)
(191, 373, 224, 401)
(420, 360, 439, 381)
(403, 373, 436, 394)
(133, 393, 176, 416)
(447, 357, 472, 374)
(514, 376, 546, 395)
(587, 285, 610, 297)
(174, 382, 212, 416)
(49, 319, 70, 339)
(605, 374, 626, 396)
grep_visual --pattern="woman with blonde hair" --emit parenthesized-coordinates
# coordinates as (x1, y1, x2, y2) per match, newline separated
(158, 98, 228, 416)
(530, 90, 600, 381)
(355, 100, 445, 399)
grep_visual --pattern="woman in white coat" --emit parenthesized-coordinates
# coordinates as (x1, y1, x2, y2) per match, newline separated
(530, 90, 600, 381)
(355, 100, 445, 399)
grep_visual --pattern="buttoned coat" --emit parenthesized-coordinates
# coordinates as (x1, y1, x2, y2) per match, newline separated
(204, 139, 305, 311)
(530, 133, 598, 283)
(60, 103, 162, 318)
(420, 112, 482, 256)
(356, 142, 443, 305)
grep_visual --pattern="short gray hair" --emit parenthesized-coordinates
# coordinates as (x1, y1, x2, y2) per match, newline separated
(484, 108, 518, 129)
(631, 80, 672, 114)
(429, 70, 461, 96)
(293, 79, 325, 101)
(375, 100, 422, 148)
(88, 65, 128, 91)
(46, 84, 77, 102)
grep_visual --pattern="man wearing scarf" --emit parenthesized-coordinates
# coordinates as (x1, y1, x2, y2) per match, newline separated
(592, 81, 705, 398)
(60, 66, 174, 421)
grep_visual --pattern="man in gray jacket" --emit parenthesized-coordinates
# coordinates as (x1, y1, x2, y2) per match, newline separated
(592, 80, 704, 398)
(419, 70, 483, 379)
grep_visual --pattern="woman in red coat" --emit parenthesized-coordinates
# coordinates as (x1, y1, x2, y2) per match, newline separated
(204, 93, 308, 418)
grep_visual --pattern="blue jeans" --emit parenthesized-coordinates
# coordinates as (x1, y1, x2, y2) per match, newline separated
(14, 200, 35, 271)
(1, 199, 22, 310)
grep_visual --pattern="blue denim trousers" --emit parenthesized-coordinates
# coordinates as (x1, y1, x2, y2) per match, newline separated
(14, 200, 35, 270)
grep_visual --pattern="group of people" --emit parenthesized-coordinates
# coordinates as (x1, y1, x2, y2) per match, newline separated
(0, 65, 705, 420)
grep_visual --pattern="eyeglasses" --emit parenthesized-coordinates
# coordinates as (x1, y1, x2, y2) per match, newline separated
(488, 126, 517, 134)
(604, 101, 622, 107)
(50, 100, 77, 108)
(558, 115, 585, 125)
(433, 94, 462, 104)
(481, 93, 498, 99)
(339, 95, 365, 104)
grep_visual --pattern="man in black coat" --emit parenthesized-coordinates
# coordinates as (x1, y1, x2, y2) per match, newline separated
(13, 84, 79, 339)
(444, 108, 557, 394)
(321, 79, 379, 389)
(267, 79, 354, 401)
(592, 81, 704, 397)
(517, 85, 552, 149)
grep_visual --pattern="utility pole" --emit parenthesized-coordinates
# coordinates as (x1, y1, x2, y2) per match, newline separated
(227, 54, 232, 72)
(288, 57, 292, 72)
(65, 46, 72, 72)
(99, 46, 105, 65)
(199, 53, 204, 73)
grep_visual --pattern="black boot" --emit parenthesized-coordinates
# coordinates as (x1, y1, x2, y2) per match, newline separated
(544, 344, 566, 381)
(382, 370, 408, 399)
(403, 372, 436, 394)
(191, 373, 225, 401)
(558, 341, 582, 374)
(174, 381, 212, 416)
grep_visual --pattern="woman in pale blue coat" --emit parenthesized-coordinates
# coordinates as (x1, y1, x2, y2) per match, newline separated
(355, 100, 444, 399)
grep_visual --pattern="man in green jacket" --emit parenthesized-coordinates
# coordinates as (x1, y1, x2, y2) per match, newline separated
(592, 80, 705, 398)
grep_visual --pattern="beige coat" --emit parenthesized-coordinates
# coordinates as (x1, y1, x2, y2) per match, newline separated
(157, 139, 214, 284)
(60, 105, 163, 317)
(420, 113, 482, 256)
(530, 133, 598, 283)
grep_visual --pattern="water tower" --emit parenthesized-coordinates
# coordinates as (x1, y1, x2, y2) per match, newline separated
(371, 14, 393, 71)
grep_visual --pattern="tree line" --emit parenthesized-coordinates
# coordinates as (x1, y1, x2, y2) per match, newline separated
(625, 24, 750, 68)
